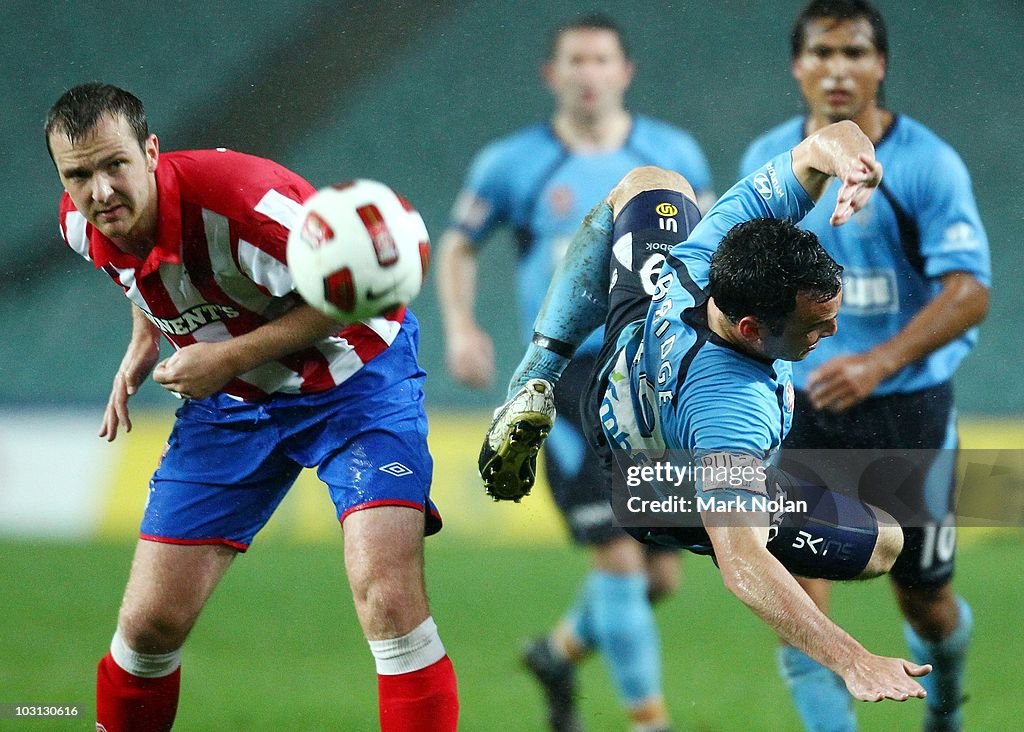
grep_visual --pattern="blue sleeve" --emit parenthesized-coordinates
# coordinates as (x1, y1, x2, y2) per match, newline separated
(683, 382, 775, 457)
(911, 144, 991, 285)
(678, 364, 778, 507)
(671, 151, 816, 272)
(447, 141, 512, 246)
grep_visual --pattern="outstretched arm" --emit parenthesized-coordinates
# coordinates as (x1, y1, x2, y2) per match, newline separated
(791, 120, 883, 225)
(706, 518, 930, 702)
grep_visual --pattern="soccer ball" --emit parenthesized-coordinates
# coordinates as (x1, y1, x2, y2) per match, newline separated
(286, 179, 430, 322)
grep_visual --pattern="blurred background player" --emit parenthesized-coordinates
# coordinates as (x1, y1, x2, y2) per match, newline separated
(437, 13, 712, 732)
(47, 83, 458, 732)
(738, 2, 990, 730)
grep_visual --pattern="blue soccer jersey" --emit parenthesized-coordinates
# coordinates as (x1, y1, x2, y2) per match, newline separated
(601, 152, 815, 469)
(739, 116, 991, 394)
(450, 116, 713, 354)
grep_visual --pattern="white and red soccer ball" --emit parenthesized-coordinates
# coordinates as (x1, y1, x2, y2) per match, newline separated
(287, 179, 429, 322)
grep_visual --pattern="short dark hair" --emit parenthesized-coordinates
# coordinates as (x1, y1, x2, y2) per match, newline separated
(790, 0, 888, 58)
(548, 13, 630, 60)
(45, 82, 148, 160)
(709, 218, 843, 336)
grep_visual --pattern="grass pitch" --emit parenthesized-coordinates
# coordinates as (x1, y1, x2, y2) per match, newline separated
(2, 531, 1022, 730)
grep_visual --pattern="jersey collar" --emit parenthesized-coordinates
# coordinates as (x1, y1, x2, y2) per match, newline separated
(88, 159, 182, 277)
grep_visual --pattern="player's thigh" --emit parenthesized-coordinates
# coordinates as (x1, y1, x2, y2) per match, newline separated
(768, 475, 900, 581)
(545, 359, 623, 546)
(887, 445, 959, 589)
(118, 539, 237, 651)
(342, 504, 429, 639)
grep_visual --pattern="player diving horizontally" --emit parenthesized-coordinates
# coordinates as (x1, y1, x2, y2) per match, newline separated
(479, 119, 933, 705)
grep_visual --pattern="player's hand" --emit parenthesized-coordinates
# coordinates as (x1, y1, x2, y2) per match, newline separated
(841, 651, 931, 702)
(806, 352, 890, 412)
(830, 153, 883, 226)
(153, 341, 235, 401)
(447, 325, 495, 389)
(99, 333, 161, 442)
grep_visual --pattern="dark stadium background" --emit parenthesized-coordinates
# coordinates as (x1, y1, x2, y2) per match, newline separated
(1, 0, 1020, 415)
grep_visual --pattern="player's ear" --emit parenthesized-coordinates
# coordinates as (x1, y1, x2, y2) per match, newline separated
(145, 134, 159, 172)
(736, 315, 765, 345)
(622, 59, 635, 87)
(541, 60, 557, 92)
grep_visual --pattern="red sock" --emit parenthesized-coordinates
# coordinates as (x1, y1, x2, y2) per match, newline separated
(377, 654, 459, 732)
(96, 652, 180, 732)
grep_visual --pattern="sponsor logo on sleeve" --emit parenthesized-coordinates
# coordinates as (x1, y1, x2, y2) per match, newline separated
(939, 222, 981, 252)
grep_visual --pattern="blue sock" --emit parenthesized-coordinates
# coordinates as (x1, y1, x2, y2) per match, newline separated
(904, 596, 972, 727)
(777, 645, 856, 732)
(583, 570, 661, 706)
(566, 578, 595, 651)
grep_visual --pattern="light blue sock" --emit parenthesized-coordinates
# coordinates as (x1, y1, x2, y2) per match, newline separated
(566, 578, 595, 650)
(777, 645, 856, 732)
(585, 570, 661, 706)
(904, 596, 972, 729)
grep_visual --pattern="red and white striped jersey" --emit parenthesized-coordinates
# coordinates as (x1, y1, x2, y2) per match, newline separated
(59, 148, 406, 401)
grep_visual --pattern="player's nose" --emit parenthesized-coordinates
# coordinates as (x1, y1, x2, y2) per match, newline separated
(92, 173, 115, 203)
(824, 53, 851, 78)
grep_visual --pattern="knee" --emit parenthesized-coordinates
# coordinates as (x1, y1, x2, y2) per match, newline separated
(860, 506, 904, 578)
(349, 565, 429, 639)
(608, 166, 696, 216)
(645, 556, 682, 603)
(117, 604, 197, 653)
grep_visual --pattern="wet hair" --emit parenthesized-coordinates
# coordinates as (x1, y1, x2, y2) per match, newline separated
(790, 0, 888, 58)
(709, 218, 843, 336)
(547, 13, 630, 60)
(45, 82, 148, 160)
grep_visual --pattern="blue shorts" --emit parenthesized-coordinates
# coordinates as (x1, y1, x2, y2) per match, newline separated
(141, 319, 440, 551)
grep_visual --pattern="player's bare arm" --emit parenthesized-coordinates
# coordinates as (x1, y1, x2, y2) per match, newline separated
(99, 304, 162, 442)
(807, 271, 990, 412)
(152, 303, 340, 400)
(790, 120, 882, 223)
(436, 227, 495, 389)
(703, 516, 931, 702)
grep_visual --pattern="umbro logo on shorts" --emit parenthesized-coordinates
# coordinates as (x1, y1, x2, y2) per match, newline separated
(379, 461, 413, 477)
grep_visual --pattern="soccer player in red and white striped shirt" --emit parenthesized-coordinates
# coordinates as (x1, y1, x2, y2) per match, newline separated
(46, 82, 458, 732)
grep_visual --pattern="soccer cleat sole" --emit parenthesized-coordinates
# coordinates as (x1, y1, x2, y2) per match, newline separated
(480, 416, 551, 501)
